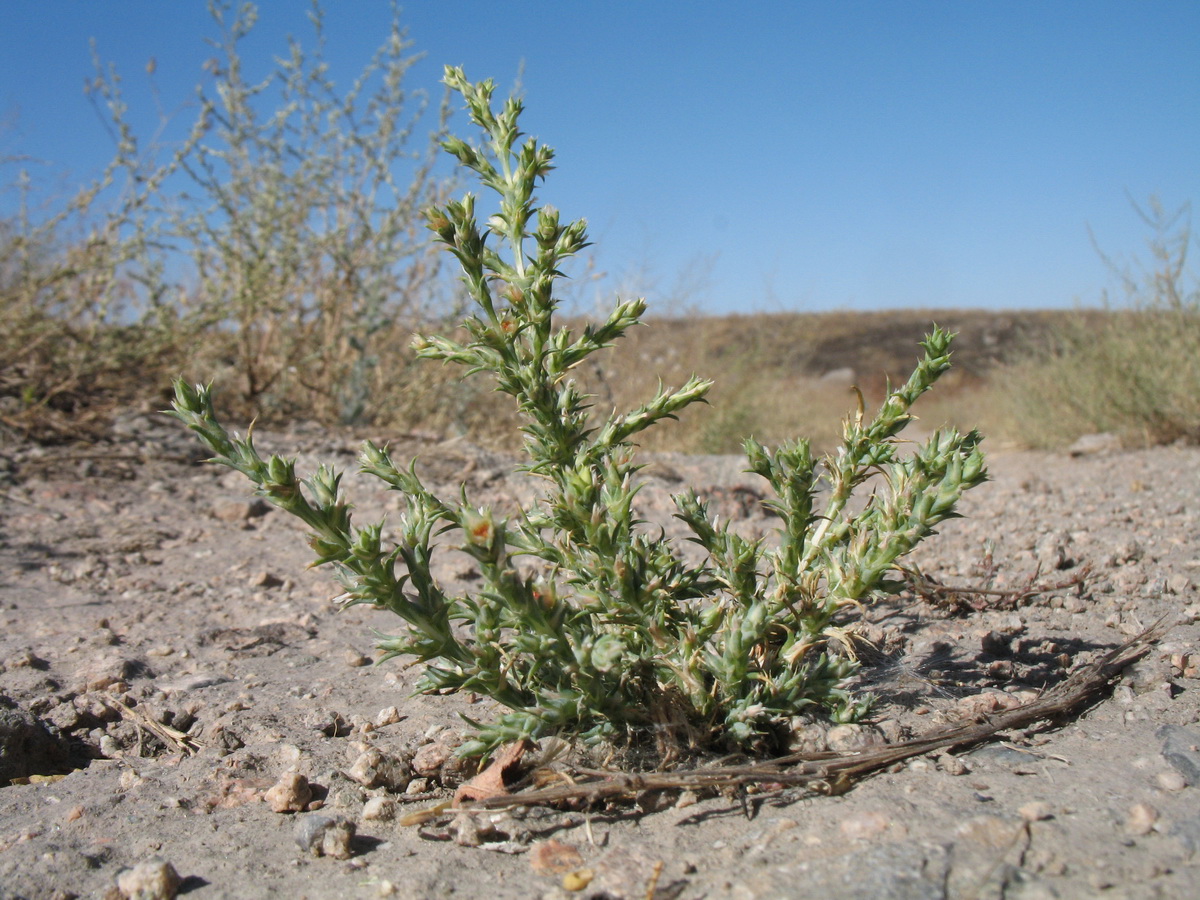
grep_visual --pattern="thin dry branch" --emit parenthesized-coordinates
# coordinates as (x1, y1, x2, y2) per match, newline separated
(447, 617, 1169, 813)
(97, 694, 202, 757)
(904, 563, 1093, 613)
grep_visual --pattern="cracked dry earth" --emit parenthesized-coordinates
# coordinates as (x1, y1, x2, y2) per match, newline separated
(1, 410, 1199, 899)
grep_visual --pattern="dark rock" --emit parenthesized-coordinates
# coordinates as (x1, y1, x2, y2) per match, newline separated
(1157, 723, 1200, 784)
(981, 630, 1013, 657)
(0, 693, 70, 782)
(1168, 813, 1200, 857)
(294, 814, 355, 859)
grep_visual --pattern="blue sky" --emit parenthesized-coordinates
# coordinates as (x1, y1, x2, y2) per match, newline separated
(2, 1, 1198, 314)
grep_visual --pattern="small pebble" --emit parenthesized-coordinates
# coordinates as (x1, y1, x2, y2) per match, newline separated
(115, 857, 181, 900)
(159, 674, 229, 694)
(294, 815, 356, 859)
(1125, 802, 1160, 836)
(1156, 771, 1187, 791)
(453, 813, 482, 847)
(249, 570, 284, 589)
(344, 650, 372, 668)
(1019, 801, 1053, 821)
(826, 724, 884, 752)
(981, 630, 1013, 656)
(529, 838, 585, 875)
(996, 614, 1024, 635)
(347, 749, 411, 791)
(412, 741, 453, 777)
(1035, 533, 1070, 571)
(956, 815, 1018, 848)
(1062, 595, 1087, 614)
(5, 648, 49, 670)
(675, 789, 699, 809)
(937, 753, 968, 776)
(265, 772, 313, 813)
(1113, 539, 1143, 564)
(876, 719, 904, 743)
(212, 500, 255, 523)
(1166, 574, 1192, 595)
(838, 810, 892, 841)
(361, 796, 396, 821)
(1089, 873, 1115, 891)
(987, 659, 1014, 679)
(375, 706, 401, 727)
(785, 720, 828, 754)
(1067, 433, 1121, 456)
(562, 869, 595, 891)
(956, 692, 1022, 718)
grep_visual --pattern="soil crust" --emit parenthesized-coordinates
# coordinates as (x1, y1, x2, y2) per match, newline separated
(1, 412, 1198, 899)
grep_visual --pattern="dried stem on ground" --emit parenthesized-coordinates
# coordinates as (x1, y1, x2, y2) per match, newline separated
(903, 563, 1094, 613)
(430, 619, 1169, 816)
(97, 695, 202, 757)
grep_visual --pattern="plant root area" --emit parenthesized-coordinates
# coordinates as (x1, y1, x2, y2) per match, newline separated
(1, 411, 1198, 899)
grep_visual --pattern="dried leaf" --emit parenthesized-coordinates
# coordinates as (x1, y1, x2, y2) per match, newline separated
(454, 739, 534, 806)
(530, 838, 585, 875)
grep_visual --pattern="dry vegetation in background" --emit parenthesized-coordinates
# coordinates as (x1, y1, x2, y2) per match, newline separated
(1, 1, 457, 442)
(575, 308, 1068, 454)
(989, 199, 1200, 449)
(0, 0, 1195, 454)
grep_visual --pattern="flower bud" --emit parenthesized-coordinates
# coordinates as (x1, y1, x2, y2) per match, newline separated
(591, 634, 625, 673)
(424, 209, 455, 243)
(462, 507, 506, 565)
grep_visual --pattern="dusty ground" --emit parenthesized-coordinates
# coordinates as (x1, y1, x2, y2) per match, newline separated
(1, 409, 1198, 899)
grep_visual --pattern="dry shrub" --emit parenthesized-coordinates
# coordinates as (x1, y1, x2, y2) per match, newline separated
(991, 199, 1199, 449)
(991, 308, 1200, 448)
(156, 2, 456, 427)
(0, 203, 180, 440)
(1, 2, 456, 442)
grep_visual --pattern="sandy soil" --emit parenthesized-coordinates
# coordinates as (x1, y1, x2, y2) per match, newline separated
(1, 410, 1198, 899)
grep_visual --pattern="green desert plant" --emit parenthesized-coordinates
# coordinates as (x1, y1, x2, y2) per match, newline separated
(171, 66, 987, 758)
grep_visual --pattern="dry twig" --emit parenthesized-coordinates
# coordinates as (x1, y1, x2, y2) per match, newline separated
(440, 618, 1169, 814)
(904, 563, 1093, 613)
(97, 695, 202, 757)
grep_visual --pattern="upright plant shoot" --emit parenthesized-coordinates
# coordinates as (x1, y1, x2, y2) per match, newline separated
(171, 67, 987, 757)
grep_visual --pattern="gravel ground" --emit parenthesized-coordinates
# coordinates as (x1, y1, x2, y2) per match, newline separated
(1, 411, 1198, 899)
